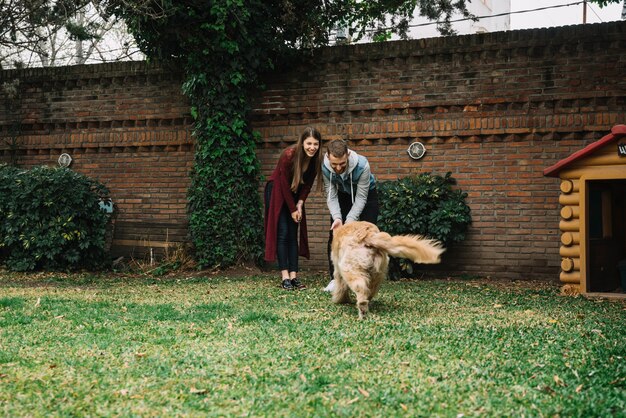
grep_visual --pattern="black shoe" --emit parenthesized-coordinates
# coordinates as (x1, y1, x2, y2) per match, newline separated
(291, 278, 306, 290)
(281, 279, 295, 290)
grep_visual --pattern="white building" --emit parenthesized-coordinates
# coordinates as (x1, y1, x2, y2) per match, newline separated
(406, 0, 510, 39)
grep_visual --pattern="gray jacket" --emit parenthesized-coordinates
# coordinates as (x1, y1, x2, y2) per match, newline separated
(322, 150, 375, 223)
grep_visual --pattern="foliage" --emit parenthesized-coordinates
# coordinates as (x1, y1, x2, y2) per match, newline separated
(113, 1, 274, 268)
(112, 1, 474, 55)
(0, 165, 111, 271)
(3, 0, 622, 68)
(378, 171, 471, 245)
(1, 273, 625, 416)
(591, 0, 623, 6)
(378, 172, 471, 277)
(0, 1, 144, 69)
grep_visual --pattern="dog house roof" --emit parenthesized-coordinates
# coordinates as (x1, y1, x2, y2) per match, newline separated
(543, 124, 626, 177)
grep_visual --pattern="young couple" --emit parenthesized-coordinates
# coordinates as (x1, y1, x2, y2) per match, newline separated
(264, 127, 379, 290)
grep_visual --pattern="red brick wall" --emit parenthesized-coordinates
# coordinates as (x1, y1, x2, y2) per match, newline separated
(0, 62, 194, 258)
(1, 22, 625, 279)
(252, 22, 626, 280)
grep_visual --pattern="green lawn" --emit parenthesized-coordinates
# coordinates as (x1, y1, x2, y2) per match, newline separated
(1, 272, 625, 417)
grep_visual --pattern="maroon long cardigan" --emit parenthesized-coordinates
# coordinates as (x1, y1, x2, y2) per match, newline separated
(264, 146, 316, 262)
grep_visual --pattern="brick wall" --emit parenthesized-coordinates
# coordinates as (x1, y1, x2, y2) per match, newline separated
(0, 62, 194, 258)
(1, 22, 625, 279)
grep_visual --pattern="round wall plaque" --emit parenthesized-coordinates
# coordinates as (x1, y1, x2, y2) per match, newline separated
(58, 153, 72, 167)
(407, 141, 426, 160)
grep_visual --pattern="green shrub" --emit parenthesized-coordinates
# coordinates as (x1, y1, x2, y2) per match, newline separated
(0, 164, 20, 262)
(377, 172, 472, 278)
(0, 165, 111, 271)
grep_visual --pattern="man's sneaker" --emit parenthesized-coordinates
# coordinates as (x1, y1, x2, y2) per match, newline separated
(323, 279, 335, 292)
(281, 279, 295, 290)
(291, 278, 306, 290)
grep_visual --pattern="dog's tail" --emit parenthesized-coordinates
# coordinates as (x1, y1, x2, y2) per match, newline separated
(365, 232, 445, 264)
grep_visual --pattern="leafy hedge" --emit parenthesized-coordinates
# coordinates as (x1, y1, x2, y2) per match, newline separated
(0, 164, 111, 271)
(377, 172, 472, 277)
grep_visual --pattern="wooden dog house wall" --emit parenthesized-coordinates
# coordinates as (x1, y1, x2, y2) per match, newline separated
(544, 125, 626, 297)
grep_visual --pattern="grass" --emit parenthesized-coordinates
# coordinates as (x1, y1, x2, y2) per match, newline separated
(1, 271, 625, 417)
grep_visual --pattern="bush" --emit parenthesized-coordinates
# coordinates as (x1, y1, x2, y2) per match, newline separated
(0, 164, 111, 271)
(377, 172, 472, 278)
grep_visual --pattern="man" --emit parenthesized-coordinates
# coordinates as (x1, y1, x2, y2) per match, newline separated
(321, 139, 379, 291)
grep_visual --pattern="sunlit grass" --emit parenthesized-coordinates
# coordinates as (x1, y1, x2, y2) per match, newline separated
(1, 272, 625, 416)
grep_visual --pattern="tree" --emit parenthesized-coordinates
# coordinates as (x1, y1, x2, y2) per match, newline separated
(0, 0, 150, 69)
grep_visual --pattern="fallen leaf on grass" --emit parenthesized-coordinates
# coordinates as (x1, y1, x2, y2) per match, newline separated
(54, 315, 64, 320)
(300, 374, 307, 383)
(493, 304, 503, 308)
(553, 375, 565, 386)
(346, 397, 359, 405)
(135, 352, 146, 358)
(400, 404, 408, 411)
(428, 355, 438, 361)
(190, 387, 208, 395)
(576, 384, 583, 393)
(358, 387, 369, 397)
(34, 297, 41, 308)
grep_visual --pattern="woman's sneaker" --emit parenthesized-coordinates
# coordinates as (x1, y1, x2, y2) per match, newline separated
(281, 279, 295, 290)
(291, 278, 306, 290)
(323, 279, 335, 292)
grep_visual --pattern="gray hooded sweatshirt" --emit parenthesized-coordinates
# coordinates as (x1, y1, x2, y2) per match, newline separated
(322, 150, 375, 223)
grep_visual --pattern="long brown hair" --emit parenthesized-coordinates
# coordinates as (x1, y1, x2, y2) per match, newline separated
(290, 127, 322, 192)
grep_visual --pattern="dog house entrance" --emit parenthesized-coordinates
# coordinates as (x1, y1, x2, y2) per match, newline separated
(586, 179, 626, 293)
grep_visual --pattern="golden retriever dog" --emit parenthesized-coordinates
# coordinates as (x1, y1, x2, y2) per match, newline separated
(331, 221, 445, 319)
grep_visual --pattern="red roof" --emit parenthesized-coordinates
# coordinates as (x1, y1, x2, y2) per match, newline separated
(543, 125, 626, 177)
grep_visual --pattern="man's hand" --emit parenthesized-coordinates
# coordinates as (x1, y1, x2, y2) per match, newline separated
(330, 219, 343, 230)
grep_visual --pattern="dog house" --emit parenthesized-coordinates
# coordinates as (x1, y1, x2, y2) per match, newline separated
(544, 125, 626, 297)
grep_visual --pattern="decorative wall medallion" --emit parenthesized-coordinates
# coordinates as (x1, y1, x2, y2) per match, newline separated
(407, 141, 426, 160)
(58, 153, 72, 167)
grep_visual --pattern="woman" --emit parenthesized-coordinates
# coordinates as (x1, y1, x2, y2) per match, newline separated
(264, 127, 322, 290)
